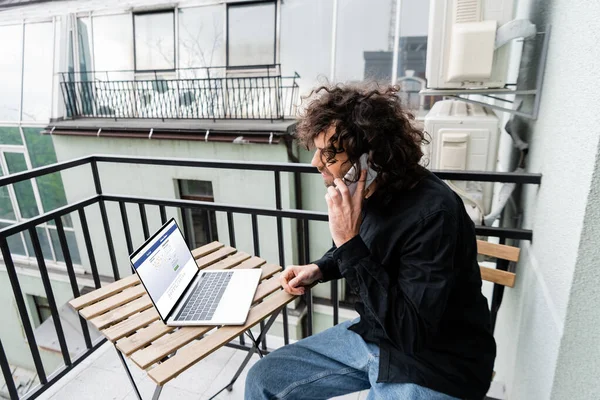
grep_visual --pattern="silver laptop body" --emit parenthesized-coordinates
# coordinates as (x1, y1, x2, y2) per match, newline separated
(129, 218, 261, 326)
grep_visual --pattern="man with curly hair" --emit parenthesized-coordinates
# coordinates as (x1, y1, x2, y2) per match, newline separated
(245, 85, 496, 400)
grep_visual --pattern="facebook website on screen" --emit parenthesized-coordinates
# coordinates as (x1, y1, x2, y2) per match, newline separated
(131, 221, 197, 318)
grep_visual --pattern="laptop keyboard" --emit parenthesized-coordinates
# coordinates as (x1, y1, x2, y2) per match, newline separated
(175, 271, 233, 322)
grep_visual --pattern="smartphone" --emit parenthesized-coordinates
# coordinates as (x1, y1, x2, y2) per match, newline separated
(341, 153, 378, 197)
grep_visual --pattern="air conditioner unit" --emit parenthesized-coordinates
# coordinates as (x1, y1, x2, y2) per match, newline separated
(424, 100, 499, 223)
(425, 0, 515, 89)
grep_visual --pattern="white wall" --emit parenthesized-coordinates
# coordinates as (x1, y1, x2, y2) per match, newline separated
(551, 139, 600, 399)
(491, 0, 600, 398)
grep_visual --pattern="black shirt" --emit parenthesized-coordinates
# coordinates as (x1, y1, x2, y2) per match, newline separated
(313, 170, 496, 399)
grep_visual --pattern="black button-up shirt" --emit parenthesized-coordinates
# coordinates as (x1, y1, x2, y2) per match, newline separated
(313, 170, 496, 399)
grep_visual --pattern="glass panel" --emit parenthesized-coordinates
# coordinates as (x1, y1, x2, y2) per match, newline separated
(180, 180, 214, 197)
(77, 17, 94, 115)
(93, 14, 134, 117)
(0, 24, 23, 121)
(280, 0, 332, 97)
(178, 6, 225, 77)
(4, 152, 39, 219)
(93, 14, 134, 75)
(0, 163, 16, 220)
(24, 226, 53, 261)
(22, 22, 54, 122)
(0, 127, 23, 145)
(0, 222, 26, 257)
(228, 2, 276, 66)
(77, 17, 93, 74)
(22, 128, 71, 226)
(48, 227, 81, 265)
(134, 12, 175, 71)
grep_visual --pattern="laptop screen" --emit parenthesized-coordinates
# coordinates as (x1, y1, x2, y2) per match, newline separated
(130, 219, 197, 320)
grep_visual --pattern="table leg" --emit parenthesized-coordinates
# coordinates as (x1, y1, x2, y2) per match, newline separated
(207, 308, 282, 400)
(151, 385, 163, 400)
(115, 345, 143, 400)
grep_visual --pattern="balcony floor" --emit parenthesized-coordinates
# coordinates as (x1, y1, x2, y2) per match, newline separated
(38, 341, 368, 400)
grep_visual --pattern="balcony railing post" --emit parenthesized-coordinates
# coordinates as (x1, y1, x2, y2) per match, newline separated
(159, 205, 168, 224)
(91, 159, 120, 280)
(119, 201, 134, 255)
(0, 238, 48, 384)
(250, 214, 267, 350)
(28, 227, 72, 367)
(55, 217, 93, 350)
(139, 203, 150, 240)
(302, 219, 313, 337)
(274, 171, 290, 345)
(0, 339, 18, 400)
(78, 207, 102, 289)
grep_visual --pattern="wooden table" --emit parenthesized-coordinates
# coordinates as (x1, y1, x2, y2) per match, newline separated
(69, 241, 295, 400)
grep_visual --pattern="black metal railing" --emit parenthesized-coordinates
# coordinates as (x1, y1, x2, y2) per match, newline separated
(59, 65, 300, 121)
(0, 155, 541, 399)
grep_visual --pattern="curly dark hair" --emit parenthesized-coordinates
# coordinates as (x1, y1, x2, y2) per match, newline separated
(295, 83, 429, 205)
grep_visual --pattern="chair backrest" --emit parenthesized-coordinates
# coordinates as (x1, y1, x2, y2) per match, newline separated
(477, 240, 520, 288)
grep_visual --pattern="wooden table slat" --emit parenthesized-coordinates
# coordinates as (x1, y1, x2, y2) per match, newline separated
(103, 308, 160, 342)
(116, 321, 175, 356)
(89, 295, 153, 330)
(256, 263, 281, 280)
(69, 274, 139, 310)
(230, 256, 267, 271)
(252, 274, 283, 304)
(131, 273, 283, 370)
(148, 288, 294, 385)
(196, 246, 237, 270)
(79, 285, 146, 320)
(131, 325, 213, 369)
(191, 241, 224, 259)
(204, 252, 252, 270)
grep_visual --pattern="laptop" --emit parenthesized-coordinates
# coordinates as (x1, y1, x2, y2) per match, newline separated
(129, 218, 261, 326)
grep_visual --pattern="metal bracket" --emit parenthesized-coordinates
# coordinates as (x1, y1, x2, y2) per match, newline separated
(420, 27, 551, 120)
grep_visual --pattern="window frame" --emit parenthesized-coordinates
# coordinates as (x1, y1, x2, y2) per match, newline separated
(0, 131, 81, 267)
(132, 9, 177, 73)
(177, 180, 218, 248)
(226, 0, 278, 69)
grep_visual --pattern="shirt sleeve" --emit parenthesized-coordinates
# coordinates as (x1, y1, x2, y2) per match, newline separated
(332, 210, 457, 354)
(311, 244, 341, 282)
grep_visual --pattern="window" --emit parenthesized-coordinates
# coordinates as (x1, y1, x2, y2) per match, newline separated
(0, 128, 81, 265)
(0, 24, 23, 121)
(93, 14, 134, 77)
(227, 1, 276, 67)
(22, 22, 54, 122)
(178, 180, 218, 250)
(134, 10, 176, 71)
(28, 295, 52, 327)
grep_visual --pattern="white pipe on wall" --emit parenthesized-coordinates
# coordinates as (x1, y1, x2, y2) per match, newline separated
(391, 0, 402, 85)
(330, 0, 339, 82)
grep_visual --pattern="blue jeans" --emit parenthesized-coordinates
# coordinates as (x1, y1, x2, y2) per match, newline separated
(245, 318, 459, 400)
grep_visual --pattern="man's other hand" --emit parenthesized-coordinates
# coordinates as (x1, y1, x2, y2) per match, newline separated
(280, 264, 323, 295)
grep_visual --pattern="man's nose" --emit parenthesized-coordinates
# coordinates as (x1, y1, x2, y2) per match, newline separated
(310, 151, 322, 169)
